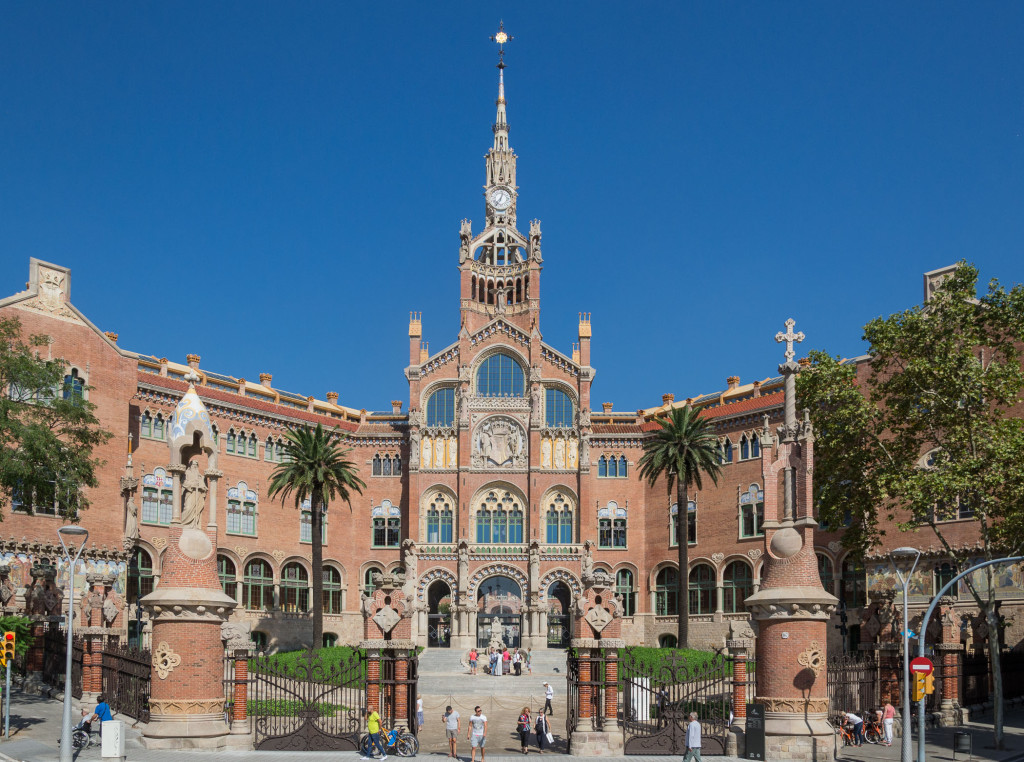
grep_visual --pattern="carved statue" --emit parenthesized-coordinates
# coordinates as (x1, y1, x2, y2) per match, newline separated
(409, 433, 421, 470)
(402, 539, 418, 583)
(458, 388, 470, 426)
(554, 437, 566, 469)
(582, 541, 594, 580)
(531, 385, 542, 418)
(123, 495, 139, 550)
(567, 437, 579, 469)
(457, 541, 470, 587)
(459, 219, 472, 264)
(447, 436, 458, 469)
(422, 437, 433, 469)
(541, 438, 552, 469)
(529, 542, 540, 589)
(181, 460, 207, 528)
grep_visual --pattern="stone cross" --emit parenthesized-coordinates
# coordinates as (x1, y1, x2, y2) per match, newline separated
(775, 318, 805, 363)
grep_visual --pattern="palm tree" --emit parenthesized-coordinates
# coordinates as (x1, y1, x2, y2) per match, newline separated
(637, 405, 722, 648)
(268, 423, 365, 648)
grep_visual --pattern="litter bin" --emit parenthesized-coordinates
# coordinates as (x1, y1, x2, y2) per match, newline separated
(953, 730, 972, 761)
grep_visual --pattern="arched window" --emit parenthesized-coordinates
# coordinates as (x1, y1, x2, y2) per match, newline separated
(218, 556, 236, 599)
(723, 561, 753, 613)
(619, 456, 628, 477)
(476, 354, 525, 397)
(323, 633, 338, 647)
(363, 566, 382, 596)
(265, 437, 275, 462)
(127, 548, 154, 601)
(227, 482, 258, 536)
(62, 369, 84, 404)
(281, 563, 310, 612)
(545, 493, 574, 544)
(688, 564, 716, 614)
(739, 484, 765, 538)
(598, 503, 627, 548)
(248, 434, 257, 457)
(598, 456, 607, 477)
(670, 501, 697, 546)
(371, 501, 401, 547)
(300, 498, 327, 544)
(607, 455, 618, 478)
(426, 492, 454, 543)
(141, 411, 152, 438)
(243, 559, 273, 611)
(659, 634, 678, 648)
(740, 435, 750, 460)
(935, 562, 957, 598)
(476, 490, 524, 544)
(153, 414, 165, 441)
(392, 455, 402, 476)
(818, 553, 834, 594)
(545, 388, 574, 427)
(382, 454, 392, 476)
(372, 455, 382, 476)
(426, 387, 456, 427)
(655, 567, 679, 616)
(226, 429, 236, 454)
(751, 435, 760, 458)
(719, 438, 733, 464)
(616, 569, 635, 616)
(323, 567, 343, 613)
(275, 439, 284, 462)
(141, 468, 174, 525)
(841, 557, 866, 608)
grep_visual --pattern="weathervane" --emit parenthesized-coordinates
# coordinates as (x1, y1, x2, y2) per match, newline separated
(490, 21, 513, 68)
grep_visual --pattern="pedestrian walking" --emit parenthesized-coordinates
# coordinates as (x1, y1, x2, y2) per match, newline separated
(535, 711, 550, 754)
(467, 705, 487, 762)
(517, 706, 532, 753)
(526, 648, 532, 675)
(362, 707, 388, 760)
(416, 696, 424, 731)
(882, 701, 895, 746)
(469, 648, 478, 675)
(543, 681, 554, 715)
(443, 705, 461, 759)
(682, 712, 702, 761)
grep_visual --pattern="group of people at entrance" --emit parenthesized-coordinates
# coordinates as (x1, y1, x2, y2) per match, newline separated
(441, 704, 553, 761)
(468, 647, 531, 676)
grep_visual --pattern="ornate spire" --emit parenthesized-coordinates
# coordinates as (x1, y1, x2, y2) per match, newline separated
(486, 22, 517, 210)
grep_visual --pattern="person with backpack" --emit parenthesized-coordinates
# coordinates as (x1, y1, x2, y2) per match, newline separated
(534, 711, 550, 754)
(517, 706, 532, 753)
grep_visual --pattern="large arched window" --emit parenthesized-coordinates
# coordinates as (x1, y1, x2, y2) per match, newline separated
(545, 388, 574, 427)
(426, 388, 456, 427)
(281, 563, 310, 613)
(723, 561, 753, 613)
(688, 564, 716, 615)
(616, 569, 635, 616)
(655, 567, 678, 616)
(323, 567, 343, 613)
(817, 553, 834, 594)
(476, 490, 524, 544)
(545, 492, 574, 544)
(426, 491, 454, 543)
(218, 555, 236, 599)
(243, 559, 274, 611)
(371, 500, 401, 548)
(476, 354, 525, 397)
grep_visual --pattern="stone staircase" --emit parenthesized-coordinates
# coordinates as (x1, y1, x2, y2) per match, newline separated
(417, 646, 567, 676)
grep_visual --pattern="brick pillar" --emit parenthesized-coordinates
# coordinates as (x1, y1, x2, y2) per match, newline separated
(578, 647, 592, 724)
(366, 648, 381, 715)
(230, 650, 249, 734)
(394, 649, 410, 729)
(936, 596, 962, 725)
(604, 647, 618, 727)
(729, 647, 750, 722)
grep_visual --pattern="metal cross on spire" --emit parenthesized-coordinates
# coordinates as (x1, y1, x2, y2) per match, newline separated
(490, 21, 513, 67)
(775, 318, 805, 363)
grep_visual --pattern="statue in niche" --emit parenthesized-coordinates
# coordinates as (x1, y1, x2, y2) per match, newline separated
(567, 437, 579, 469)
(582, 541, 594, 580)
(181, 460, 207, 528)
(554, 437, 566, 470)
(422, 438, 433, 469)
(447, 436, 457, 468)
(459, 219, 472, 264)
(123, 496, 139, 550)
(529, 542, 541, 589)
(541, 438, 552, 469)
(457, 542, 470, 589)
(410, 433, 421, 470)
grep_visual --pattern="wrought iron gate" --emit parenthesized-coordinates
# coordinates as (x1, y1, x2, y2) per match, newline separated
(379, 650, 419, 735)
(101, 644, 151, 722)
(827, 654, 877, 718)
(565, 649, 604, 752)
(621, 649, 731, 755)
(250, 649, 366, 751)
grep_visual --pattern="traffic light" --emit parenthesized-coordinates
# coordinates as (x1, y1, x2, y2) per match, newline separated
(2, 632, 15, 667)
(912, 672, 926, 701)
(924, 673, 936, 696)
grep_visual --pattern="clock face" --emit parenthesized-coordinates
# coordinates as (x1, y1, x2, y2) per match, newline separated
(488, 187, 512, 211)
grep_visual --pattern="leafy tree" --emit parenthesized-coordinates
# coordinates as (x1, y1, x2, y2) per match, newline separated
(638, 405, 722, 648)
(268, 423, 365, 648)
(0, 316, 111, 520)
(0, 615, 35, 658)
(797, 262, 1024, 748)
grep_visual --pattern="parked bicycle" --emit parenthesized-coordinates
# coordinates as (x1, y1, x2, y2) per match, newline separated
(360, 727, 419, 757)
(863, 717, 883, 744)
(829, 715, 857, 747)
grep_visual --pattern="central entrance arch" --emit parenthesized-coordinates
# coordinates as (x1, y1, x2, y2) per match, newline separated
(546, 580, 572, 648)
(476, 575, 523, 649)
(427, 579, 452, 648)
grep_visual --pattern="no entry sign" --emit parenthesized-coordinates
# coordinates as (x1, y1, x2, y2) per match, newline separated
(910, 656, 934, 675)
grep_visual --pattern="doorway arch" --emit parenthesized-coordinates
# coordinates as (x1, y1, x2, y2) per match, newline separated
(476, 575, 523, 649)
(427, 579, 452, 648)
(547, 581, 572, 648)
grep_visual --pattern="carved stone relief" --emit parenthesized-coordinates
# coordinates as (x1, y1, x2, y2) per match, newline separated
(472, 416, 527, 469)
(153, 641, 182, 680)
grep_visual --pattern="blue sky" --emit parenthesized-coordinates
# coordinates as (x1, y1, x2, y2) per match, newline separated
(2, 4, 1023, 413)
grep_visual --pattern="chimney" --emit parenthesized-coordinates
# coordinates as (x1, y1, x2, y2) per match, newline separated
(577, 313, 592, 365)
(727, 375, 740, 391)
(159, 357, 168, 377)
(391, 400, 403, 415)
(307, 396, 315, 412)
(237, 378, 247, 396)
(326, 391, 339, 406)
(186, 354, 201, 370)
(635, 409, 645, 425)
(360, 408, 368, 425)
(752, 380, 762, 398)
(420, 342, 429, 363)
(104, 332, 118, 343)
(798, 357, 812, 369)
(662, 393, 675, 407)
(409, 312, 422, 365)
(260, 373, 273, 388)
(602, 402, 613, 413)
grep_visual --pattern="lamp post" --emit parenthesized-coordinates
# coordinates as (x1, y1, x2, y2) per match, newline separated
(57, 525, 88, 762)
(889, 546, 921, 762)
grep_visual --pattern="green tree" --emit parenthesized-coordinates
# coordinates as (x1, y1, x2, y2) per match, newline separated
(268, 423, 365, 648)
(0, 316, 111, 520)
(797, 262, 1024, 748)
(638, 405, 722, 648)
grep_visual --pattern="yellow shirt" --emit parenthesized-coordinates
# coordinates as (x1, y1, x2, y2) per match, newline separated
(368, 711, 381, 734)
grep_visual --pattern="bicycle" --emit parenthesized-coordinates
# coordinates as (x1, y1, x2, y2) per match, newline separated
(863, 717, 883, 744)
(829, 716, 857, 747)
(360, 727, 419, 757)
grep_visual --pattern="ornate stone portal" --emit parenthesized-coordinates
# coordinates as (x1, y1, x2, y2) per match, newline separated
(140, 376, 242, 749)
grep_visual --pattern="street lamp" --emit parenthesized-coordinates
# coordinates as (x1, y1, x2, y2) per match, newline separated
(57, 525, 88, 762)
(889, 546, 921, 762)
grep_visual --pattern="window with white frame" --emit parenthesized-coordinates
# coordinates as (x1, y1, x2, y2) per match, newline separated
(739, 433, 760, 460)
(141, 468, 174, 525)
(739, 484, 765, 538)
(227, 482, 258, 536)
(300, 497, 327, 544)
(598, 502, 627, 548)
(372, 500, 401, 547)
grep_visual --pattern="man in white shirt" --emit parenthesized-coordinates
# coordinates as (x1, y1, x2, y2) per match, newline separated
(682, 712, 702, 761)
(543, 682, 554, 715)
(467, 705, 487, 762)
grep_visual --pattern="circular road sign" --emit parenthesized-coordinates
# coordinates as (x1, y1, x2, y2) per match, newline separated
(910, 656, 934, 675)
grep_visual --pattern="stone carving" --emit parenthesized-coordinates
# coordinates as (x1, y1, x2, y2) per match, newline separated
(447, 436, 457, 468)
(272, 550, 287, 565)
(797, 640, 823, 676)
(372, 605, 401, 635)
(409, 432, 421, 469)
(729, 620, 756, 641)
(233, 545, 249, 560)
(149, 698, 227, 715)
(422, 437, 433, 469)
(567, 437, 579, 468)
(711, 553, 725, 565)
(747, 549, 762, 561)
(181, 461, 207, 529)
(457, 541, 470, 590)
(124, 495, 140, 551)
(582, 541, 594, 580)
(528, 542, 540, 590)
(221, 621, 252, 649)
(757, 697, 829, 714)
(540, 439, 552, 469)
(152, 537, 168, 551)
(585, 604, 613, 633)
(459, 219, 472, 263)
(472, 416, 527, 469)
(103, 594, 120, 624)
(23, 266, 76, 319)
(153, 641, 182, 679)
(827, 541, 842, 553)
(554, 438, 565, 469)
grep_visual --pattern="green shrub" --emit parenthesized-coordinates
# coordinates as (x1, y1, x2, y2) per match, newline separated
(0, 616, 34, 658)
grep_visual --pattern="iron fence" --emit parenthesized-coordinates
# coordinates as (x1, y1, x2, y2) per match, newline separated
(827, 654, 877, 718)
(101, 643, 151, 722)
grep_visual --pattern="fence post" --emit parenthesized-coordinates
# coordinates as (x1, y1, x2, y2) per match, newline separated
(393, 648, 410, 731)
(603, 647, 618, 728)
(577, 647, 592, 726)
(727, 636, 754, 758)
(230, 649, 249, 734)
(366, 647, 381, 716)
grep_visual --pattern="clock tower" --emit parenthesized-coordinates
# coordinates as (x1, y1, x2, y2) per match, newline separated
(458, 26, 542, 336)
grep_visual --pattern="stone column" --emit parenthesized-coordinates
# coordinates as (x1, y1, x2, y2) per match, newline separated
(937, 596, 963, 726)
(230, 649, 249, 734)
